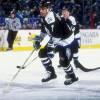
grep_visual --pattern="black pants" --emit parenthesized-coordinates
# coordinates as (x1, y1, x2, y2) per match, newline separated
(7, 30, 17, 49)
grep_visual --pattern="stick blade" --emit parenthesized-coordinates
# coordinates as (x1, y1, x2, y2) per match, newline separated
(16, 66, 25, 69)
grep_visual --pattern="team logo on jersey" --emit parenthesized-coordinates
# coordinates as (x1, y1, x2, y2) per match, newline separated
(47, 17, 54, 23)
(45, 12, 55, 24)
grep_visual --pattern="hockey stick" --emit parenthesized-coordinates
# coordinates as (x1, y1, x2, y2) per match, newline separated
(16, 49, 36, 69)
(2, 49, 36, 94)
(58, 60, 100, 72)
(2, 67, 22, 94)
(17, 56, 38, 69)
(2, 35, 51, 94)
(74, 60, 100, 72)
(17, 35, 51, 69)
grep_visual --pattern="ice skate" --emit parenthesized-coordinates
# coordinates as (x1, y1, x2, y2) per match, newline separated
(64, 74, 78, 85)
(42, 71, 57, 82)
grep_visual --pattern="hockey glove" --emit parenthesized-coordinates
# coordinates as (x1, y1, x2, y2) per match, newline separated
(33, 41, 41, 50)
(33, 36, 41, 50)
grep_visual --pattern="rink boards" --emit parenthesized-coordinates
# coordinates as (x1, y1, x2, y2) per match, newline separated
(0, 29, 100, 51)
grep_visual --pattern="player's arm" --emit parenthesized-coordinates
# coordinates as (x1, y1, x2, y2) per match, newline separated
(33, 23, 50, 50)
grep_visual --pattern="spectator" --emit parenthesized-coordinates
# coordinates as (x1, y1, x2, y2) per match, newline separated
(0, 0, 99, 29)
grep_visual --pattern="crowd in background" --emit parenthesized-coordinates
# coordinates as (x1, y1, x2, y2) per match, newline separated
(0, 0, 100, 29)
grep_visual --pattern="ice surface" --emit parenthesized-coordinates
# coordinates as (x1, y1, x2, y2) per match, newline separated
(0, 49, 100, 100)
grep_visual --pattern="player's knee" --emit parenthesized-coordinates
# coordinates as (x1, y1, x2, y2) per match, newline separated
(59, 59, 70, 67)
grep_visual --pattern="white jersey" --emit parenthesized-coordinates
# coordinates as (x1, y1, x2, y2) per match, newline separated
(69, 16, 80, 39)
(69, 16, 76, 26)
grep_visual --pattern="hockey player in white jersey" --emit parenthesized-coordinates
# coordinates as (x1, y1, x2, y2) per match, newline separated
(33, 2, 78, 85)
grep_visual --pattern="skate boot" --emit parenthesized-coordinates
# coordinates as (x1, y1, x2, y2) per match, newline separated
(41, 67, 57, 82)
(42, 71, 57, 82)
(64, 73, 78, 85)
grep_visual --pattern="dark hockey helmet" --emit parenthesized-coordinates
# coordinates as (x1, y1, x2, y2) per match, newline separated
(62, 4, 73, 13)
(39, 1, 51, 8)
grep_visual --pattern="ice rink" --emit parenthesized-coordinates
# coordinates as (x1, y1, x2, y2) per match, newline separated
(0, 49, 100, 100)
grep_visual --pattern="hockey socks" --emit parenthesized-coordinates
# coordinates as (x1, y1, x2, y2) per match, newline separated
(41, 58, 57, 82)
(64, 64, 78, 85)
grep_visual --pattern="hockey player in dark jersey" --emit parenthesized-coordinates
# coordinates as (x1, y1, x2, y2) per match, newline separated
(59, 5, 100, 72)
(57, 5, 81, 68)
(33, 2, 78, 85)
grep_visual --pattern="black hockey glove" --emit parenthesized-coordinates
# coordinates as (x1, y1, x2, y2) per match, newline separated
(33, 36, 41, 50)
(33, 41, 41, 50)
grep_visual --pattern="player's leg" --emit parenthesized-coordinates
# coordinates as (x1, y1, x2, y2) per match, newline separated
(39, 45, 57, 82)
(10, 31, 17, 49)
(59, 46, 78, 85)
(7, 30, 13, 50)
(72, 38, 82, 68)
